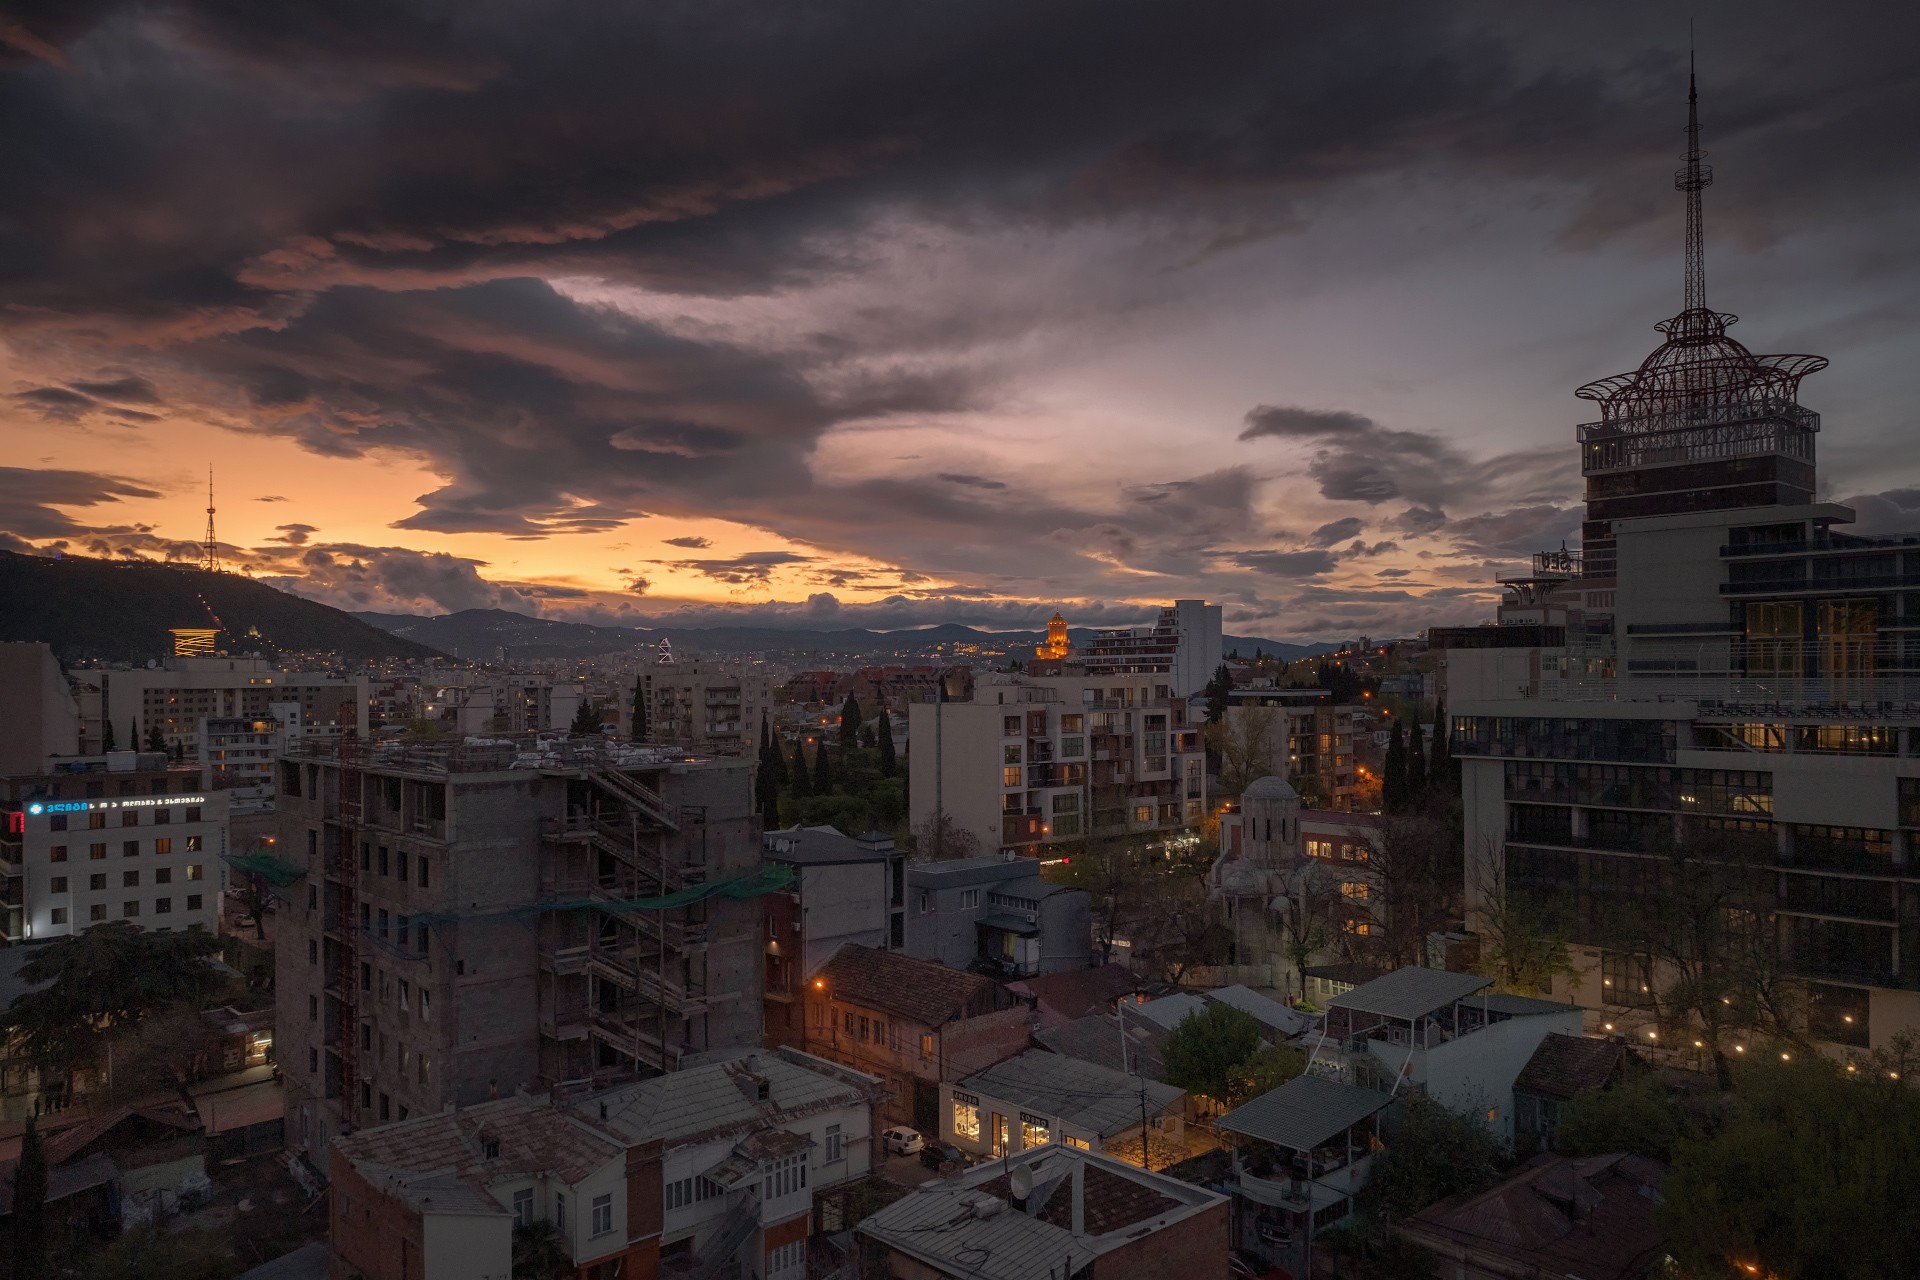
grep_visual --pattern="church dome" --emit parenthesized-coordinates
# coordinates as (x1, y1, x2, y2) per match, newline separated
(1242, 775, 1298, 802)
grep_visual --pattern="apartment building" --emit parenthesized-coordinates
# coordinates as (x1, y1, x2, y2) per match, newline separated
(856, 1143, 1230, 1280)
(418, 673, 585, 736)
(273, 736, 764, 1169)
(905, 854, 1092, 978)
(0, 751, 226, 944)
(1077, 599, 1224, 698)
(1446, 83, 1920, 1055)
(641, 661, 772, 757)
(77, 657, 370, 755)
(1220, 692, 1362, 811)
(761, 826, 906, 1050)
(909, 672, 1207, 856)
(804, 943, 1029, 1130)
(327, 1047, 881, 1280)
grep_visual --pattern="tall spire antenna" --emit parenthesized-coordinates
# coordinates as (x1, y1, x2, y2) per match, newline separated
(201, 464, 221, 573)
(1676, 47, 1713, 313)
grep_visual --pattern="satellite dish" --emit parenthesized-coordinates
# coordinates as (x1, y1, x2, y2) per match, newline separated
(1009, 1165, 1032, 1201)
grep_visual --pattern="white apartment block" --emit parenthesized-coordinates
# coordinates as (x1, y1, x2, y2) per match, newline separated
(0, 751, 228, 943)
(909, 672, 1206, 855)
(1077, 599, 1223, 698)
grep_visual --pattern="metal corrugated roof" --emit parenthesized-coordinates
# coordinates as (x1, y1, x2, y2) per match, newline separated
(1130, 992, 1206, 1031)
(1205, 985, 1311, 1037)
(958, 1050, 1182, 1139)
(583, 1050, 869, 1146)
(1215, 1074, 1391, 1152)
(1478, 993, 1579, 1017)
(1326, 966, 1490, 1021)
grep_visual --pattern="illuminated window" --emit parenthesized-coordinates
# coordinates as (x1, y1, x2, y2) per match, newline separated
(1306, 839, 1334, 859)
(952, 1090, 981, 1141)
(1020, 1112, 1051, 1148)
(1340, 881, 1369, 900)
(1003, 768, 1022, 787)
(1064, 1135, 1090, 1150)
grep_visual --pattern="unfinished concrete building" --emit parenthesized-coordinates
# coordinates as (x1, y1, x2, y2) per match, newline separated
(272, 736, 767, 1172)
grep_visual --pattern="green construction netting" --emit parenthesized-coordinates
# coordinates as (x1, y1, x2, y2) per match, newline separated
(223, 851, 308, 887)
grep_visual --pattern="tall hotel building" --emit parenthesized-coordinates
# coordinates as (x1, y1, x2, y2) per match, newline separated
(1444, 76, 1920, 1053)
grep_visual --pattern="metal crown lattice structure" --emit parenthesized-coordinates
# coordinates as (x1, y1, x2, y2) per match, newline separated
(1574, 65, 1828, 432)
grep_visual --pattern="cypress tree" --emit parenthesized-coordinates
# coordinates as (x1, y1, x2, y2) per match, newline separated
(1429, 696, 1453, 790)
(768, 726, 788, 787)
(839, 693, 863, 750)
(129, 719, 139, 754)
(13, 1114, 47, 1279)
(756, 758, 781, 829)
(877, 710, 897, 777)
(791, 742, 812, 799)
(1383, 720, 1408, 814)
(146, 723, 166, 753)
(102, 718, 116, 752)
(631, 678, 648, 741)
(813, 737, 834, 793)
(1406, 711, 1428, 798)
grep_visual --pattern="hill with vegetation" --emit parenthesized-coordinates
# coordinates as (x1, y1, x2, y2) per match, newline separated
(0, 550, 443, 663)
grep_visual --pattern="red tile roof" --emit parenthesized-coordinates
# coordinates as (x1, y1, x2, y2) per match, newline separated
(816, 944, 995, 1027)
(1515, 1033, 1627, 1101)
(1407, 1152, 1668, 1280)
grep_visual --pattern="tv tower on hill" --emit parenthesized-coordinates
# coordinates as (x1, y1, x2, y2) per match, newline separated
(201, 465, 220, 573)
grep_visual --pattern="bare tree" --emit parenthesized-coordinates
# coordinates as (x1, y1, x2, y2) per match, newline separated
(1208, 706, 1283, 798)
(1467, 838, 1580, 996)
(1071, 834, 1145, 967)
(233, 870, 275, 941)
(1275, 861, 1341, 1001)
(1135, 874, 1235, 984)
(1353, 808, 1463, 971)
(911, 810, 981, 861)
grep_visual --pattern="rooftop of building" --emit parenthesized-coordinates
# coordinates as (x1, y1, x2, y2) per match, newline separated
(1034, 1014, 1167, 1080)
(1405, 1152, 1669, 1280)
(907, 854, 1050, 887)
(575, 1046, 876, 1148)
(1215, 1073, 1392, 1153)
(1005, 963, 1144, 1026)
(762, 824, 897, 864)
(332, 1094, 624, 1214)
(816, 943, 999, 1027)
(1514, 1033, 1630, 1101)
(1327, 966, 1492, 1023)
(957, 1049, 1182, 1138)
(857, 1143, 1224, 1280)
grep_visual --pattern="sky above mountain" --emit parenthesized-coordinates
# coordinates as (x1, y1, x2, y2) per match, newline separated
(3, 2, 1918, 639)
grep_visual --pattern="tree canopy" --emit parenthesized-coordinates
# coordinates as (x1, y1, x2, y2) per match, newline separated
(839, 693, 863, 748)
(13, 1116, 48, 1280)
(2, 923, 224, 1083)
(1366, 1093, 1507, 1217)
(1551, 1068, 1687, 1162)
(1661, 1045, 1920, 1279)
(569, 698, 601, 735)
(1161, 1002, 1266, 1107)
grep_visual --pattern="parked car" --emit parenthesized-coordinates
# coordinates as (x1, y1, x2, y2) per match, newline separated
(882, 1125, 925, 1156)
(920, 1141, 966, 1170)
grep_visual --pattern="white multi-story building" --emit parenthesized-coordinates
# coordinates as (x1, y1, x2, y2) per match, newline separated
(909, 672, 1206, 855)
(1444, 78, 1920, 1055)
(1077, 599, 1223, 698)
(0, 751, 228, 943)
(78, 656, 370, 755)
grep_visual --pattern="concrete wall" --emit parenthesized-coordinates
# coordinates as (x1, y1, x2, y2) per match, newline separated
(799, 861, 894, 978)
(1037, 889, 1093, 973)
(908, 702, 1002, 856)
(1389, 1011, 1584, 1144)
(0, 643, 79, 772)
(421, 1210, 512, 1280)
(1094, 1197, 1230, 1280)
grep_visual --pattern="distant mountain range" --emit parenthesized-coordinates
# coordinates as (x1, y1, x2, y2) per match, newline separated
(351, 606, 1340, 663)
(0, 550, 442, 663)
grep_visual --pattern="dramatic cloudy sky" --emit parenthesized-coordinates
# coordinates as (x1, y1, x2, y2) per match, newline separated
(3, 2, 1917, 639)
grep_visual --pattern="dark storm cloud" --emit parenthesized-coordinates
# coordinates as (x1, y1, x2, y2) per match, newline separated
(1230, 550, 1338, 577)
(939, 473, 1008, 491)
(268, 523, 317, 545)
(4, 1, 1918, 634)
(1309, 517, 1364, 546)
(657, 550, 816, 586)
(66, 374, 161, 404)
(13, 386, 95, 417)
(661, 536, 711, 549)
(0, 467, 161, 537)
(1239, 403, 1574, 511)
